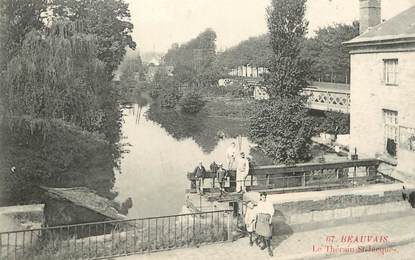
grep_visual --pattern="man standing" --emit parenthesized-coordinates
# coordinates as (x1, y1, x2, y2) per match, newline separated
(193, 161, 206, 194)
(236, 152, 249, 193)
(256, 192, 274, 256)
(216, 163, 227, 196)
(226, 141, 237, 170)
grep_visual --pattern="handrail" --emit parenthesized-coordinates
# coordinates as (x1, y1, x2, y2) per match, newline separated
(187, 159, 380, 179)
(0, 209, 234, 260)
(0, 209, 233, 235)
(250, 159, 380, 175)
(303, 87, 350, 94)
(187, 159, 394, 194)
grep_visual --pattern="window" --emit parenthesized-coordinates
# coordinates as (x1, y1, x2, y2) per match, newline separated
(383, 59, 398, 85)
(383, 109, 398, 157)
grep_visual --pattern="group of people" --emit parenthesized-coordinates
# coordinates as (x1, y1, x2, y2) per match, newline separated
(193, 160, 229, 195)
(193, 140, 251, 194)
(192, 140, 274, 256)
(244, 192, 275, 257)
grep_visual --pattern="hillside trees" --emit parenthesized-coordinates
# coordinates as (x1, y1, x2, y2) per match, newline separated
(301, 21, 359, 83)
(164, 28, 219, 88)
(217, 34, 272, 69)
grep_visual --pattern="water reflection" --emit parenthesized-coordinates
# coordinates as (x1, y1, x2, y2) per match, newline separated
(114, 104, 253, 218)
(146, 103, 248, 153)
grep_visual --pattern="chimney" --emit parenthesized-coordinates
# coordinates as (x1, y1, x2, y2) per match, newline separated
(359, 0, 381, 34)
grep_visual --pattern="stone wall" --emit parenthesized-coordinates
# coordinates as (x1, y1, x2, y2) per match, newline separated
(276, 189, 405, 215)
(245, 184, 415, 233)
(0, 204, 44, 232)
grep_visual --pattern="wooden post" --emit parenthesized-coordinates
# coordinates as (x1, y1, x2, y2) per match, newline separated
(227, 212, 233, 242)
(302, 172, 306, 186)
(266, 174, 270, 188)
(199, 194, 202, 211)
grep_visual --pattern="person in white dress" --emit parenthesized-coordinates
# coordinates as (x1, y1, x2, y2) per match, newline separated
(244, 201, 257, 246)
(236, 152, 249, 193)
(255, 192, 274, 256)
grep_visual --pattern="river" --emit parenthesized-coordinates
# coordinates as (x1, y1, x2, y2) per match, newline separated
(114, 103, 256, 218)
(0, 96, 341, 222)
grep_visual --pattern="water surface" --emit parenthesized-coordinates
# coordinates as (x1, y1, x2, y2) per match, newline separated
(114, 104, 254, 218)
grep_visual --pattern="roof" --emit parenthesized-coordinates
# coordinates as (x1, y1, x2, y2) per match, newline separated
(41, 186, 128, 221)
(345, 5, 415, 45)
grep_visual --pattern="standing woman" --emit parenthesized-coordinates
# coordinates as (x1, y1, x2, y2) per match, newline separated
(255, 192, 274, 256)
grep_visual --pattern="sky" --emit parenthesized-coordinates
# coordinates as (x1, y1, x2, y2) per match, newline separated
(126, 0, 415, 54)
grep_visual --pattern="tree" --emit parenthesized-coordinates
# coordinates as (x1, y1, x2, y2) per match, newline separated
(118, 54, 146, 100)
(1, 23, 108, 132)
(249, 97, 313, 164)
(49, 0, 136, 78)
(317, 111, 350, 135)
(0, 0, 47, 70)
(301, 21, 359, 83)
(249, 0, 313, 164)
(164, 28, 219, 88)
(217, 34, 272, 69)
(266, 0, 311, 98)
(0, 21, 121, 202)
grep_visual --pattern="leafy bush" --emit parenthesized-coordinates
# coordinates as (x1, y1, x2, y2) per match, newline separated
(249, 97, 313, 164)
(317, 111, 350, 135)
(154, 73, 182, 108)
(160, 87, 181, 108)
(180, 91, 206, 114)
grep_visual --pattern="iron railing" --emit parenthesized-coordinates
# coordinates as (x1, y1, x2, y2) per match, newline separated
(188, 159, 396, 194)
(0, 210, 233, 260)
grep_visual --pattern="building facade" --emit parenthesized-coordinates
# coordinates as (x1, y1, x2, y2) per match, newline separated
(345, 1, 415, 175)
(228, 65, 268, 78)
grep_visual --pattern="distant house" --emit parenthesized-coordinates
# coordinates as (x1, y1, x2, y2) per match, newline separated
(228, 65, 268, 78)
(253, 86, 269, 100)
(146, 65, 174, 82)
(344, 0, 415, 174)
(146, 65, 159, 82)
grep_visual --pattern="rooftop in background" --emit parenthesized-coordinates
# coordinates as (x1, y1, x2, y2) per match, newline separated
(345, 4, 415, 45)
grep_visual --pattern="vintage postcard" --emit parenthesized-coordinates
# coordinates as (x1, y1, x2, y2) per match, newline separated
(0, 0, 415, 259)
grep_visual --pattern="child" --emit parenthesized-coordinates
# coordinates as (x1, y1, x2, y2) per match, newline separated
(244, 201, 257, 246)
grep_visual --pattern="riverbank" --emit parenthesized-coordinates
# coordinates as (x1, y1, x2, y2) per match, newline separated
(203, 96, 254, 120)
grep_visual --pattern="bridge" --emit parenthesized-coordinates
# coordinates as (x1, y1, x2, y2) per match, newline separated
(303, 81, 350, 114)
(221, 77, 351, 113)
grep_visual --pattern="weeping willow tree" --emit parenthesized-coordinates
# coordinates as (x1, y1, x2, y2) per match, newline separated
(2, 21, 109, 131)
(0, 22, 121, 204)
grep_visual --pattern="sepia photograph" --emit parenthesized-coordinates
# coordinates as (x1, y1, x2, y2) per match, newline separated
(1, 0, 415, 259)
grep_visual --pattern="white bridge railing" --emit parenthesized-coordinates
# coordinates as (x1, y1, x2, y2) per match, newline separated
(303, 87, 350, 113)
